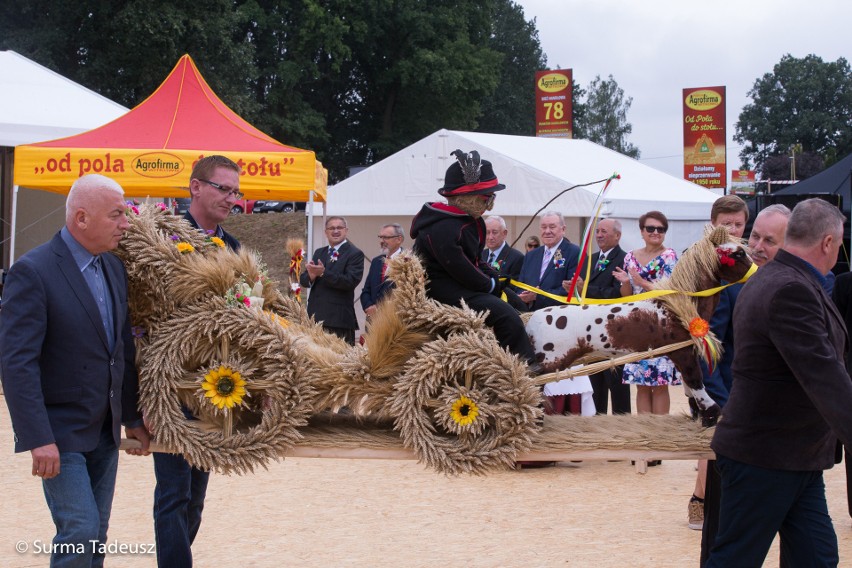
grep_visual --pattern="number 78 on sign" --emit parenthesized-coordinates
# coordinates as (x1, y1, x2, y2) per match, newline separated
(535, 69, 573, 139)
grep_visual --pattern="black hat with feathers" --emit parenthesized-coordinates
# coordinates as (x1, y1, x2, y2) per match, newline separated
(438, 149, 506, 196)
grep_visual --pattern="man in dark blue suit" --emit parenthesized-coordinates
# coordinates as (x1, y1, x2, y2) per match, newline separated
(361, 223, 404, 320)
(517, 211, 580, 310)
(0, 174, 149, 567)
(300, 216, 365, 345)
(481, 215, 524, 282)
(154, 155, 242, 568)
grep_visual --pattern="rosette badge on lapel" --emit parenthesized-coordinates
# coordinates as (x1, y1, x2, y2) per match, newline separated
(330, 249, 340, 263)
(552, 249, 565, 269)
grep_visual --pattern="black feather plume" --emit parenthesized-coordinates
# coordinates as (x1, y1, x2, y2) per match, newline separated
(451, 149, 482, 184)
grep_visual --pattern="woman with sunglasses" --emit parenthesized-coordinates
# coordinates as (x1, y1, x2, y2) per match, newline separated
(525, 236, 541, 251)
(613, 211, 680, 465)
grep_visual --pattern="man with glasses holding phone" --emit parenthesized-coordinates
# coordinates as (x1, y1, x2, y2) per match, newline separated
(154, 155, 242, 567)
(361, 223, 405, 320)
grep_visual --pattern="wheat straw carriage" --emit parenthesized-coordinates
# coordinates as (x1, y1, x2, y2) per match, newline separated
(118, 205, 752, 476)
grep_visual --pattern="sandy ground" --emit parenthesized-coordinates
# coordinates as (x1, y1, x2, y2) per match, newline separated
(3, 393, 852, 568)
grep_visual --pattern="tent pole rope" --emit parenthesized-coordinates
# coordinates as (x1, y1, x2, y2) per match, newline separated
(509, 177, 610, 250)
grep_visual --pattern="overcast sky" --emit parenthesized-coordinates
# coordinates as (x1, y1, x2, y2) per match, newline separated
(516, 0, 850, 180)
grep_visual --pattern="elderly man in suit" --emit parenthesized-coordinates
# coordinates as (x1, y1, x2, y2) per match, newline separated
(706, 198, 852, 567)
(300, 216, 365, 344)
(563, 218, 630, 415)
(481, 215, 524, 281)
(154, 155, 243, 568)
(361, 223, 405, 320)
(0, 174, 149, 567)
(517, 211, 580, 310)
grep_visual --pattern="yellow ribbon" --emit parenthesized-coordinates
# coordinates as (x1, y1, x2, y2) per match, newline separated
(507, 262, 757, 306)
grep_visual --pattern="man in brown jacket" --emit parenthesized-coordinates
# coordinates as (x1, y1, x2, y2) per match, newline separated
(706, 198, 852, 567)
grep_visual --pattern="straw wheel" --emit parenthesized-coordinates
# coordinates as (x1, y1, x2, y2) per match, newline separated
(138, 298, 315, 474)
(389, 332, 542, 475)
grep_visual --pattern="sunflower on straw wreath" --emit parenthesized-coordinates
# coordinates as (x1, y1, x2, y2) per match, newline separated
(199, 364, 248, 413)
(436, 385, 490, 437)
(170, 234, 196, 255)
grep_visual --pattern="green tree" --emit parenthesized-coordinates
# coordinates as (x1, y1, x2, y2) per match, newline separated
(320, 0, 502, 179)
(0, 1, 259, 118)
(477, 0, 546, 135)
(735, 54, 852, 174)
(1, 0, 550, 180)
(578, 74, 639, 158)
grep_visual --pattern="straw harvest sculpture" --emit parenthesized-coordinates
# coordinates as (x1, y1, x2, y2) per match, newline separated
(116, 205, 728, 476)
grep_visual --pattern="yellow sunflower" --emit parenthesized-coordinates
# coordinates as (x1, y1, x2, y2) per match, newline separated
(176, 242, 195, 254)
(201, 365, 247, 410)
(209, 236, 225, 248)
(450, 396, 479, 426)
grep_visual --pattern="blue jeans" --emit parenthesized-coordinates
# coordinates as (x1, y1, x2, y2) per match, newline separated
(153, 452, 209, 567)
(706, 454, 838, 568)
(42, 423, 118, 568)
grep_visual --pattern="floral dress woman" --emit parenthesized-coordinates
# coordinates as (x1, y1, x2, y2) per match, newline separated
(621, 248, 682, 386)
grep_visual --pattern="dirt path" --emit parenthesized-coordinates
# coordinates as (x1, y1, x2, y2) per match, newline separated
(3, 395, 851, 567)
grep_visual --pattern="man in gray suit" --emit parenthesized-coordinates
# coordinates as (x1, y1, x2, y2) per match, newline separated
(0, 174, 149, 567)
(706, 199, 852, 567)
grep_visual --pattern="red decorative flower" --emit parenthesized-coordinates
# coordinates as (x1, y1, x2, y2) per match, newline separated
(716, 247, 736, 266)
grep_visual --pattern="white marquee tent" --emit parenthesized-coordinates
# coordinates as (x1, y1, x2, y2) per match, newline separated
(318, 129, 721, 255)
(0, 50, 127, 147)
(315, 129, 722, 334)
(0, 50, 127, 264)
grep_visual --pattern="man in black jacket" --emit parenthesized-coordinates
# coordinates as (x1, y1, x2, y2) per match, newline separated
(706, 199, 852, 567)
(410, 149, 535, 366)
(300, 216, 365, 345)
(564, 218, 630, 415)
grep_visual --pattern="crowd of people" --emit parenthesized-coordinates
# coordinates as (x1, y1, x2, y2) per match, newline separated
(3, 148, 852, 567)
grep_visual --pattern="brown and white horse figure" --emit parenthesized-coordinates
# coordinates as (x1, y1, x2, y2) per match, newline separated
(525, 226, 753, 424)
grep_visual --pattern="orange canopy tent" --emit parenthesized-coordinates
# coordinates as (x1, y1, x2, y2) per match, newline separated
(13, 54, 327, 200)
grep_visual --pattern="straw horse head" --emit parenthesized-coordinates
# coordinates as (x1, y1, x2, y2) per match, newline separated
(525, 225, 753, 424)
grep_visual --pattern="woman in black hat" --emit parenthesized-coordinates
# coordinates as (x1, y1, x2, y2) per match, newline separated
(410, 149, 537, 368)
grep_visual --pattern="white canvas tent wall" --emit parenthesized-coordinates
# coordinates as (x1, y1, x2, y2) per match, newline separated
(0, 50, 128, 265)
(313, 129, 721, 335)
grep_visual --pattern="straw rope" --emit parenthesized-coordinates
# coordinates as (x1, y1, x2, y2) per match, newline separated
(533, 340, 695, 386)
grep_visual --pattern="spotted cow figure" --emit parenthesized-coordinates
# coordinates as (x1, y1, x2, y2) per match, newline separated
(525, 225, 753, 424)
